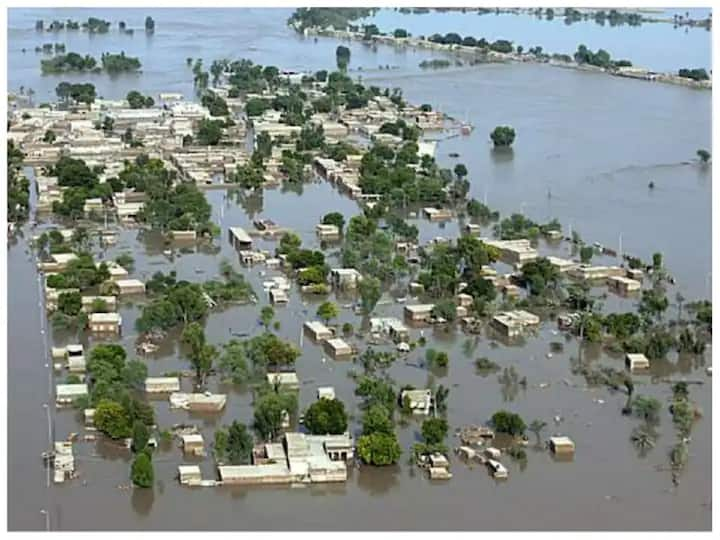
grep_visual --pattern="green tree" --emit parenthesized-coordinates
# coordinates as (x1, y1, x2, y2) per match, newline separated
(361, 404, 394, 435)
(304, 398, 348, 435)
(225, 421, 254, 464)
(697, 149, 711, 163)
(131, 420, 149, 453)
(357, 432, 401, 465)
(453, 163, 468, 179)
(260, 305, 275, 330)
(131, 450, 154, 488)
(253, 390, 298, 440)
(217, 339, 250, 384)
(359, 276, 381, 315)
(196, 118, 223, 146)
(490, 410, 526, 436)
(95, 399, 131, 439)
(182, 322, 216, 386)
(421, 417, 448, 445)
(580, 245, 594, 264)
(322, 212, 345, 232)
(632, 395, 662, 424)
(316, 301, 339, 324)
(57, 291, 82, 316)
(490, 125, 516, 148)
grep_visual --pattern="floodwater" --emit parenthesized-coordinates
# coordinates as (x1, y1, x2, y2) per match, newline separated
(7, 8, 712, 531)
(360, 7, 713, 72)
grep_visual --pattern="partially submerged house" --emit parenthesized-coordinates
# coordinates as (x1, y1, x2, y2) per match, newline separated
(170, 392, 227, 412)
(114, 278, 146, 296)
(267, 372, 300, 391)
(65, 344, 86, 372)
(608, 276, 642, 295)
(404, 304, 435, 323)
(491, 310, 540, 338)
(549, 436, 575, 456)
(330, 268, 362, 289)
(400, 389, 433, 415)
(626, 353, 650, 372)
(323, 337, 353, 359)
(303, 321, 333, 342)
(145, 377, 181, 393)
(369, 317, 409, 342)
(88, 312, 122, 334)
(228, 226, 253, 251)
(56, 383, 88, 407)
(182, 433, 205, 456)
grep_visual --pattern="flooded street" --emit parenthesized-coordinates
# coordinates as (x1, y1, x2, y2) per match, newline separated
(7, 7, 712, 531)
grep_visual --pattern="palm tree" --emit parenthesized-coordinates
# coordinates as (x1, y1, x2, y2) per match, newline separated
(528, 419, 547, 447)
(630, 427, 655, 456)
(675, 292, 685, 325)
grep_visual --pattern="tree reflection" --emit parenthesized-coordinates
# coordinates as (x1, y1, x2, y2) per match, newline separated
(130, 487, 154, 517)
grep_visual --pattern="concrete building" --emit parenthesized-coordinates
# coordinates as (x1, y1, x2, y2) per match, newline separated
(267, 372, 300, 391)
(304, 321, 333, 342)
(269, 288, 289, 304)
(169, 392, 227, 412)
(491, 310, 540, 338)
(404, 304, 435, 322)
(56, 383, 88, 406)
(569, 265, 625, 281)
(317, 387, 336, 400)
(182, 433, 205, 456)
(608, 276, 642, 295)
(400, 389, 433, 415)
(369, 317, 409, 342)
(114, 278, 146, 296)
(65, 344, 86, 372)
(316, 223, 340, 240)
(228, 226, 253, 250)
(330, 268, 362, 289)
(549, 436, 576, 456)
(88, 312, 122, 334)
(178, 465, 202, 485)
(145, 377, 181, 393)
(323, 338, 353, 359)
(626, 353, 650, 372)
(81, 295, 118, 313)
(484, 239, 538, 265)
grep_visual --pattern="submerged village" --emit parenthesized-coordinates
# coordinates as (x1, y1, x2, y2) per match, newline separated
(5, 8, 713, 520)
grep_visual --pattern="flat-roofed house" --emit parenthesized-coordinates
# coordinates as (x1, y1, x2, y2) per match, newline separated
(145, 377, 181, 393)
(549, 436, 576, 456)
(608, 276, 642, 295)
(266, 372, 300, 391)
(304, 321, 333, 342)
(88, 312, 122, 334)
(400, 389, 433, 415)
(491, 310, 540, 338)
(228, 226, 253, 250)
(114, 278, 146, 296)
(404, 304, 435, 322)
(323, 338, 353, 359)
(56, 383, 88, 406)
(626, 353, 650, 372)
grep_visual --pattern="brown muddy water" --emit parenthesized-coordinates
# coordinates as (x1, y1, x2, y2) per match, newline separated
(7, 7, 712, 531)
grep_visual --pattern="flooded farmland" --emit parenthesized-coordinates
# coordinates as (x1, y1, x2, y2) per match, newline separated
(7, 7, 712, 531)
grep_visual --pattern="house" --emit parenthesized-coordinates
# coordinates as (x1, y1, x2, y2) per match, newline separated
(267, 372, 300, 391)
(228, 226, 253, 250)
(626, 353, 650, 372)
(84, 408, 95, 426)
(400, 389, 433, 415)
(484, 239, 538, 265)
(182, 433, 205, 456)
(170, 392, 227, 412)
(549, 436, 575, 456)
(178, 465, 202, 485)
(269, 288, 289, 304)
(171, 230, 197, 241)
(546, 256, 580, 273)
(88, 312, 122, 334)
(145, 377, 181, 393)
(404, 304, 435, 322)
(456, 293, 474, 308)
(52, 441, 75, 483)
(330, 268, 362, 289)
(369, 317, 409, 342)
(219, 462, 293, 485)
(486, 459, 508, 479)
(317, 387, 336, 400)
(56, 383, 88, 406)
(316, 223, 340, 240)
(422, 207, 452, 221)
(114, 278, 146, 296)
(103, 261, 129, 281)
(608, 276, 641, 295)
(568, 265, 625, 281)
(429, 467, 453, 480)
(304, 321, 333, 342)
(491, 310, 540, 338)
(323, 338, 353, 359)
(465, 223, 482, 236)
(66, 344, 86, 372)
(626, 268, 644, 281)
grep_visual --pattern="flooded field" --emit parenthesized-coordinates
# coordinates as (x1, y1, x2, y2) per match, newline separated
(7, 7, 712, 531)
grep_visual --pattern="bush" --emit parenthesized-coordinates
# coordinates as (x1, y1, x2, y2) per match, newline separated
(490, 410, 526, 436)
(131, 450, 154, 488)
